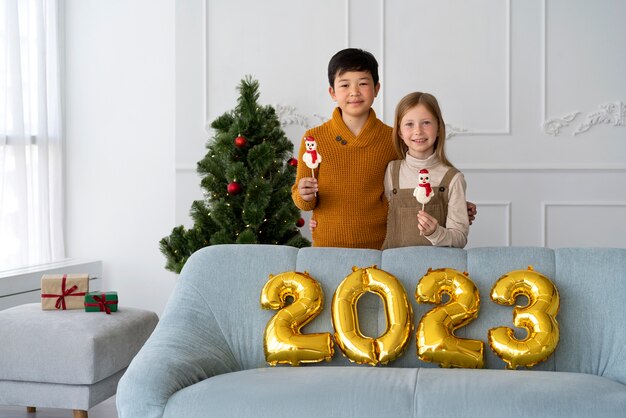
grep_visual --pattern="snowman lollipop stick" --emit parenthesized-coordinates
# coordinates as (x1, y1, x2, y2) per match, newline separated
(413, 169, 434, 235)
(302, 136, 322, 195)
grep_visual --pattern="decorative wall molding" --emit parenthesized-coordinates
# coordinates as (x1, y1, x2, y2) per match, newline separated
(275, 104, 327, 130)
(574, 101, 626, 135)
(461, 166, 626, 173)
(176, 163, 626, 173)
(275, 104, 468, 141)
(541, 201, 626, 247)
(543, 102, 626, 136)
(274, 105, 311, 129)
(204, 0, 347, 134)
(203, 0, 209, 130)
(382, 0, 511, 135)
(379, 0, 386, 121)
(541, 1, 625, 137)
(467, 201, 512, 247)
(543, 111, 580, 136)
(445, 124, 469, 139)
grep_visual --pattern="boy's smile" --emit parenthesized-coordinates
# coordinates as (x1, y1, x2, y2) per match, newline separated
(329, 70, 380, 122)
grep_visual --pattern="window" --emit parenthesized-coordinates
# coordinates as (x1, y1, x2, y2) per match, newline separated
(0, 0, 64, 271)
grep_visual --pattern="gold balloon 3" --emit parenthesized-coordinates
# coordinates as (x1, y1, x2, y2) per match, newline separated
(261, 271, 334, 366)
(331, 266, 413, 365)
(488, 266, 560, 369)
(415, 268, 484, 368)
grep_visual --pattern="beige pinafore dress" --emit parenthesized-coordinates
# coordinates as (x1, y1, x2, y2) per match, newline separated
(382, 160, 459, 249)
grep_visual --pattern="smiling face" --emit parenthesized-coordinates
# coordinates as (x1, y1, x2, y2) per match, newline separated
(398, 103, 438, 160)
(329, 70, 380, 120)
(418, 171, 430, 184)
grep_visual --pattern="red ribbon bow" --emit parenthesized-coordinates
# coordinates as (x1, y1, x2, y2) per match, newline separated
(41, 275, 87, 310)
(84, 294, 116, 314)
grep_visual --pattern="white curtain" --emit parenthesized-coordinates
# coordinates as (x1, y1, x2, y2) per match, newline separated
(0, 0, 64, 270)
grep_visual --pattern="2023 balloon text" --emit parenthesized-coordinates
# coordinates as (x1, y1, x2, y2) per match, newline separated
(260, 266, 559, 369)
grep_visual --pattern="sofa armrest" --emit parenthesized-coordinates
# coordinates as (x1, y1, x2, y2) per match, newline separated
(116, 280, 239, 418)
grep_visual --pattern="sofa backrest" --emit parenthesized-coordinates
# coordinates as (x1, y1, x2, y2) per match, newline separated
(172, 245, 626, 384)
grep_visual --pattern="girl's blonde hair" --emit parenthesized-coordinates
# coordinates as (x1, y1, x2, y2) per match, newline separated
(392, 92, 454, 168)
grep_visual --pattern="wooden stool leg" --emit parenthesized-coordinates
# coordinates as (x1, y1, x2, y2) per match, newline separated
(73, 410, 88, 418)
(26, 406, 36, 413)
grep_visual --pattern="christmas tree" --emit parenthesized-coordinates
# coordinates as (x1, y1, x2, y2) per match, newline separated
(160, 76, 310, 273)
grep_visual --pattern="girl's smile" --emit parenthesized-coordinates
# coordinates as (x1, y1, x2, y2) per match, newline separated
(399, 103, 438, 159)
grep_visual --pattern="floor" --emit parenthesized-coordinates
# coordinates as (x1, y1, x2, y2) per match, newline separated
(0, 396, 117, 418)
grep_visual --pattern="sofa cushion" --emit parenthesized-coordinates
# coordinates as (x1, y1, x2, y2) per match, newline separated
(553, 248, 626, 384)
(415, 368, 626, 417)
(163, 367, 418, 418)
(161, 367, 626, 418)
(0, 303, 158, 385)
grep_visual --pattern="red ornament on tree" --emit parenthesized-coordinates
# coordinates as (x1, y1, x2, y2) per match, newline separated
(296, 218, 305, 228)
(288, 157, 298, 167)
(227, 181, 242, 195)
(234, 135, 247, 148)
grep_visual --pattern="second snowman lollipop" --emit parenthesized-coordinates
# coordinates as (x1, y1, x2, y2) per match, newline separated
(413, 169, 434, 210)
(413, 169, 434, 235)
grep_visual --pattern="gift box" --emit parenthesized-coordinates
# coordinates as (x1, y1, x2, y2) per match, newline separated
(41, 274, 89, 310)
(84, 291, 118, 314)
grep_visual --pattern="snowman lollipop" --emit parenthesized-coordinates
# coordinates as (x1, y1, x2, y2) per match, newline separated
(413, 169, 434, 209)
(413, 169, 434, 235)
(302, 136, 322, 178)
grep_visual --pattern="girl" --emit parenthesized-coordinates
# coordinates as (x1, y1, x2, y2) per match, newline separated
(382, 92, 469, 249)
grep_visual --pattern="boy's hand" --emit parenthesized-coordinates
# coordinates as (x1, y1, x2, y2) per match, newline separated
(418, 211, 438, 236)
(309, 219, 317, 233)
(298, 177, 318, 202)
(467, 201, 477, 225)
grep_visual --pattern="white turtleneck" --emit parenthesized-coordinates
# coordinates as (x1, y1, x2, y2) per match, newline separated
(383, 153, 469, 248)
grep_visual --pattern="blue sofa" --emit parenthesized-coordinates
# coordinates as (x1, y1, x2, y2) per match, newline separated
(117, 245, 626, 417)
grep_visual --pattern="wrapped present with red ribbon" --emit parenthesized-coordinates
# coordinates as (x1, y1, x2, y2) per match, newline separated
(41, 274, 89, 310)
(84, 291, 118, 314)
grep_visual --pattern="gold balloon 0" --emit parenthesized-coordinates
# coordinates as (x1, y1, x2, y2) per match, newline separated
(331, 266, 413, 365)
(260, 271, 334, 366)
(415, 268, 484, 368)
(488, 266, 560, 369)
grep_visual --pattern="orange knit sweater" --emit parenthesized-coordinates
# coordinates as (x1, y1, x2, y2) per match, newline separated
(291, 108, 396, 249)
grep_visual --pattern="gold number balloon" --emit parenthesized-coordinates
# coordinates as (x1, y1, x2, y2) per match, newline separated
(415, 268, 484, 368)
(331, 266, 413, 366)
(260, 271, 334, 366)
(488, 266, 560, 369)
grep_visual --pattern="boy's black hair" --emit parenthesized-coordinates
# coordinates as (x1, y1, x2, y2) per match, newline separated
(327, 48, 379, 87)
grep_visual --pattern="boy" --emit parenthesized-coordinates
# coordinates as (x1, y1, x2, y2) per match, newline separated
(291, 48, 476, 248)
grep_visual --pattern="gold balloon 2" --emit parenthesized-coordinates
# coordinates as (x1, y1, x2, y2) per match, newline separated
(331, 266, 413, 365)
(416, 268, 484, 368)
(488, 266, 560, 369)
(260, 271, 334, 366)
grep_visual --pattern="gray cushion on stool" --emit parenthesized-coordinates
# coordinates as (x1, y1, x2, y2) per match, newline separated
(0, 368, 125, 410)
(0, 303, 159, 385)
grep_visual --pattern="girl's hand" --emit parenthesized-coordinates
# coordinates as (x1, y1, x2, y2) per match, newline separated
(298, 177, 318, 202)
(309, 219, 317, 233)
(417, 211, 438, 236)
(467, 201, 477, 225)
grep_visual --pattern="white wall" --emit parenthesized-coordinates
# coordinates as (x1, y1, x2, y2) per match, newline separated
(63, 0, 626, 315)
(64, 0, 176, 315)
(177, 0, 626, 249)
